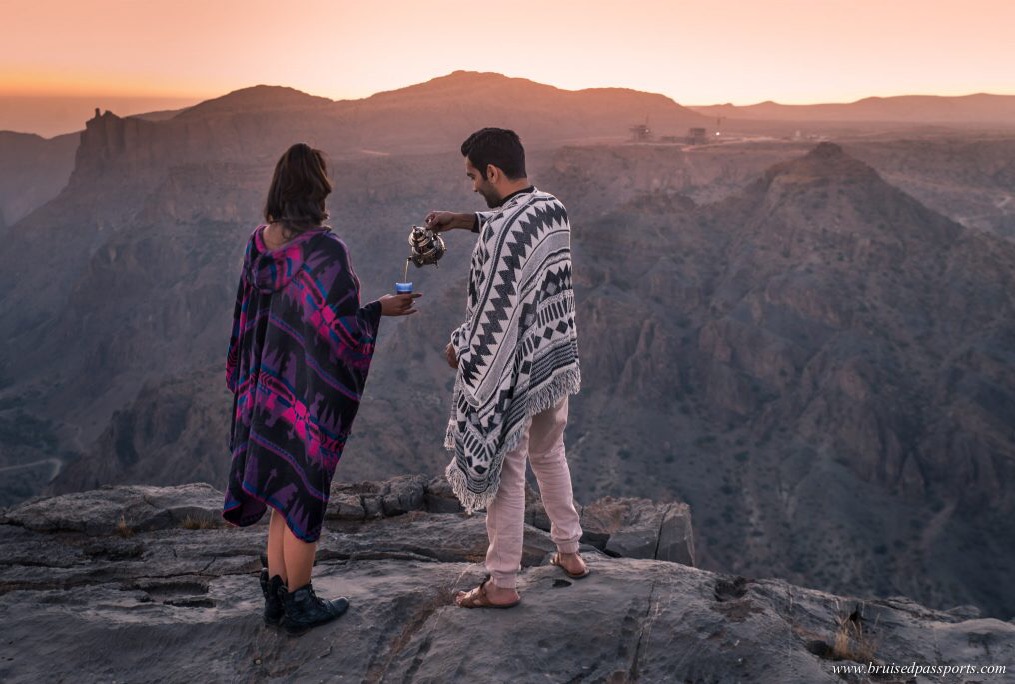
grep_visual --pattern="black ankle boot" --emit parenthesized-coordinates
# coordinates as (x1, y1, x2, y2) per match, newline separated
(259, 569, 285, 626)
(279, 581, 349, 635)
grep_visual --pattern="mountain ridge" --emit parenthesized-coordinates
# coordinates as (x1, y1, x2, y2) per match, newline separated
(34, 71, 710, 187)
(7, 77, 1015, 142)
(691, 93, 1015, 125)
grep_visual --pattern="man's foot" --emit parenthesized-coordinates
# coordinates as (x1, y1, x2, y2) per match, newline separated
(551, 551, 590, 579)
(455, 576, 520, 609)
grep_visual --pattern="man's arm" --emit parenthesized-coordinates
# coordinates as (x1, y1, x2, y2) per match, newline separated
(424, 210, 482, 233)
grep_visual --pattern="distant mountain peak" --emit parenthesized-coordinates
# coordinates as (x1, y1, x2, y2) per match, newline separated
(221, 84, 329, 102)
(443, 70, 511, 81)
(175, 85, 332, 119)
(365, 70, 554, 102)
(766, 141, 875, 183)
(359, 70, 701, 126)
(753, 141, 964, 246)
(806, 141, 846, 160)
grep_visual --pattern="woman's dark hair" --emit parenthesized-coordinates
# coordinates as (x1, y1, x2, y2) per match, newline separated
(263, 142, 332, 235)
(461, 128, 526, 180)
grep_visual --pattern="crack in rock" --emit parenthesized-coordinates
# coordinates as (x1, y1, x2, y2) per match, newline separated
(629, 579, 658, 680)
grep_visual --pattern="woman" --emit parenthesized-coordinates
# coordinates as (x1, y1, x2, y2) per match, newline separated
(222, 142, 420, 635)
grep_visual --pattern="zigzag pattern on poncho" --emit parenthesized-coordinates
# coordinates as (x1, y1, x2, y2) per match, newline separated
(444, 189, 581, 513)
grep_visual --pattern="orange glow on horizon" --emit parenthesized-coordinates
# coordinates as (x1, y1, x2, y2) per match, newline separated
(0, 69, 221, 99)
(2, 0, 1014, 107)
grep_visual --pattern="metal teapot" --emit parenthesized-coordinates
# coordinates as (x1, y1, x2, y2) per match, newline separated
(406, 225, 446, 267)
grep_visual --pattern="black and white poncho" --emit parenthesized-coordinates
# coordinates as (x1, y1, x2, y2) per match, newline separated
(445, 188, 581, 513)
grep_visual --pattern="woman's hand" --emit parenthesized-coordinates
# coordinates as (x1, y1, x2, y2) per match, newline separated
(379, 293, 422, 316)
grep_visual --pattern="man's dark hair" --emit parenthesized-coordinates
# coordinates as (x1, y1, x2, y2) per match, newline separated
(264, 142, 332, 234)
(461, 128, 526, 180)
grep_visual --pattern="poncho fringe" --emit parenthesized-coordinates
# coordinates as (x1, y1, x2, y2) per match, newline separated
(445, 366, 581, 513)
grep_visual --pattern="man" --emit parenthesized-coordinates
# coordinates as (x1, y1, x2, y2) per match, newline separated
(425, 127, 587, 609)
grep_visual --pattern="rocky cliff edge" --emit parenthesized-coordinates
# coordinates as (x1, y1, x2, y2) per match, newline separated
(0, 476, 1011, 683)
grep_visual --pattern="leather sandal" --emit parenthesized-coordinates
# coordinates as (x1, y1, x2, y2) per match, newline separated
(551, 552, 590, 579)
(455, 576, 521, 609)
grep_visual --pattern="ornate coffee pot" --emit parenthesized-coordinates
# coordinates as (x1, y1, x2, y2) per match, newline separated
(406, 225, 446, 267)
(396, 225, 447, 293)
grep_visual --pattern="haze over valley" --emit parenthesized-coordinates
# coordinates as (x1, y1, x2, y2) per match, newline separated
(2, 71, 1013, 622)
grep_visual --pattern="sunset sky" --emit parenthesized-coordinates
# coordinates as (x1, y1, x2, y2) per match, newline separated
(3, 0, 1014, 136)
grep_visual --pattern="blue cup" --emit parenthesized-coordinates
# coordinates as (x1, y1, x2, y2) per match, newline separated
(395, 282, 413, 294)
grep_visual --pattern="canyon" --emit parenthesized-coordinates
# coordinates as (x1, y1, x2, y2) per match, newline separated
(1, 72, 1013, 626)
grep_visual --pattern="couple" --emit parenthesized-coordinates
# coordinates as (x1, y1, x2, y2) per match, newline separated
(222, 128, 586, 636)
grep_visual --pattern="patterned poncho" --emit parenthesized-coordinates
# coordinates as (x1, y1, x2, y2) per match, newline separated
(223, 225, 381, 542)
(445, 188, 581, 513)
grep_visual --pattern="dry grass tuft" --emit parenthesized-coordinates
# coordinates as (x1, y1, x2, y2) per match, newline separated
(115, 515, 134, 538)
(181, 515, 219, 530)
(830, 600, 878, 662)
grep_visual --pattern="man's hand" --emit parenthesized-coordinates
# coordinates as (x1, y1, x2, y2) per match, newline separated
(444, 342, 458, 369)
(425, 211, 472, 233)
(379, 293, 422, 316)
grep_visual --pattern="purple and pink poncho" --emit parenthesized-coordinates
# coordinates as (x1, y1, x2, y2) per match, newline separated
(223, 224, 381, 542)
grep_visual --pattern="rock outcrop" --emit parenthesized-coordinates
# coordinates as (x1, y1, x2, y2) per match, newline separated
(1, 479, 1010, 683)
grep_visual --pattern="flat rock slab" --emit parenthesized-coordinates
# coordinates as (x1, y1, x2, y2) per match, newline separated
(2, 482, 1012, 682)
(2, 482, 223, 535)
(2, 554, 1012, 683)
(0, 511, 558, 596)
(323, 511, 559, 567)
